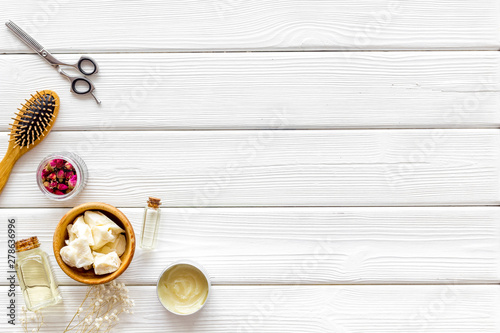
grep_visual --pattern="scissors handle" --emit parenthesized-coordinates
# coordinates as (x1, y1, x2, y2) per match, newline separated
(46, 54, 99, 76)
(76, 56, 99, 76)
(57, 66, 101, 104)
(71, 77, 101, 104)
(71, 76, 94, 94)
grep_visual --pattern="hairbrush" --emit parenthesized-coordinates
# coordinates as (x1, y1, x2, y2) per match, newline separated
(0, 90, 60, 193)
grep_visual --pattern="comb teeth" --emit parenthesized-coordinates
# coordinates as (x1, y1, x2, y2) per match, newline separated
(11, 91, 58, 148)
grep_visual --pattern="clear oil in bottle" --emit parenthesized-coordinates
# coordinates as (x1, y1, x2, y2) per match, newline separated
(15, 237, 61, 311)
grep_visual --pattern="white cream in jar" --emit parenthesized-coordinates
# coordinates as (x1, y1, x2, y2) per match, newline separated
(157, 263, 210, 315)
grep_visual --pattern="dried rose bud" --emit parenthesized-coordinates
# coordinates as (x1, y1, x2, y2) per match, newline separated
(45, 163, 54, 172)
(41, 168, 51, 179)
(47, 173, 57, 181)
(50, 159, 65, 169)
(57, 169, 65, 179)
(43, 181, 50, 188)
(64, 162, 74, 170)
(58, 183, 69, 191)
(68, 175, 78, 189)
(50, 181, 58, 188)
(54, 190, 65, 195)
(65, 171, 75, 179)
(45, 186, 54, 193)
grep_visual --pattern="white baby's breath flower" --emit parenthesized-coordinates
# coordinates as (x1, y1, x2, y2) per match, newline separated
(59, 282, 133, 333)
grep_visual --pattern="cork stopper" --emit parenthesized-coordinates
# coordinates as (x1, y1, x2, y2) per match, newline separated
(16, 237, 40, 252)
(147, 197, 162, 208)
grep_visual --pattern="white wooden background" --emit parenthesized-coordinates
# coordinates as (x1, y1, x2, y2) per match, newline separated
(1, 1, 500, 332)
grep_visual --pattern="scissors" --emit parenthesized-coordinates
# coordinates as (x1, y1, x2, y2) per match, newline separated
(5, 20, 101, 104)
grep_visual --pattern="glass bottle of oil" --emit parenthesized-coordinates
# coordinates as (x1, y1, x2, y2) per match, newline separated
(15, 237, 62, 311)
(139, 197, 162, 249)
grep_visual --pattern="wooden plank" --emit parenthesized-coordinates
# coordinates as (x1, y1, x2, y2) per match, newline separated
(1, 207, 500, 285)
(1, 129, 499, 208)
(0, 130, 498, 208)
(2, 1, 500, 52)
(1, 285, 499, 332)
(1, 52, 500, 130)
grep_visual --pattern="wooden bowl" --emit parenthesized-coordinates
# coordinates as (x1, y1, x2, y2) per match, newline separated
(53, 202, 136, 284)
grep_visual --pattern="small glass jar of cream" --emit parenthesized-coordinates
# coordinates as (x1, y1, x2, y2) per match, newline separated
(157, 261, 211, 315)
(36, 152, 88, 201)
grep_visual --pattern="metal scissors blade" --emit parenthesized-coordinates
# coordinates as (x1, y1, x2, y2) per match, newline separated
(6, 20, 70, 69)
(5, 20, 45, 53)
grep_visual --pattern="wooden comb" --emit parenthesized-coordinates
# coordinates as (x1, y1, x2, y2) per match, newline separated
(0, 90, 60, 194)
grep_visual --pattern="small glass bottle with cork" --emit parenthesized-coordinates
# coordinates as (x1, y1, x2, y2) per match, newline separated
(15, 237, 62, 311)
(139, 197, 162, 250)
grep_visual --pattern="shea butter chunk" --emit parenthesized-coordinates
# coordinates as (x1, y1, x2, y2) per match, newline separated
(93, 251, 122, 275)
(84, 211, 125, 235)
(72, 216, 95, 246)
(66, 224, 76, 245)
(60, 239, 94, 269)
(91, 225, 116, 249)
(98, 234, 126, 256)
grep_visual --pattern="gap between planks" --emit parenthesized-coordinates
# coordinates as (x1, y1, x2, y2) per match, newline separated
(3, 205, 500, 209)
(73, 283, 500, 287)
(3, 50, 500, 55)
(2, 127, 500, 133)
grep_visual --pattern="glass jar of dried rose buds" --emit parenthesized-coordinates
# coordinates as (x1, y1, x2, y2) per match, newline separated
(36, 152, 88, 201)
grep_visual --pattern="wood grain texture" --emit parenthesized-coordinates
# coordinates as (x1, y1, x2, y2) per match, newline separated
(2, 2, 499, 332)
(2, 207, 500, 285)
(1, 52, 500, 130)
(2, 1, 500, 52)
(1, 285, 499, 332)
(0, 130, 498, 208)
